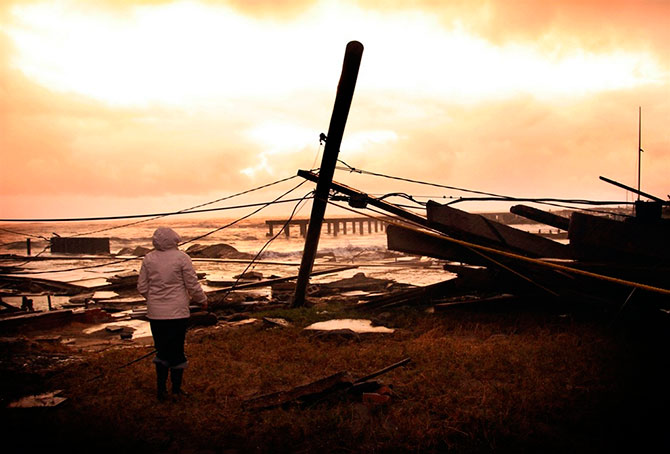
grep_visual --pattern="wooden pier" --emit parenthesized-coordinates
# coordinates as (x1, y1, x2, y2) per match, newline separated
(266, 217, 392, 237)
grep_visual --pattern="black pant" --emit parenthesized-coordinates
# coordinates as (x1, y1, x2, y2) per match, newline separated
(149, 318, 188, 369)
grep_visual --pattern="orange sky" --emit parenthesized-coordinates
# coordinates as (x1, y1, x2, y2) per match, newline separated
(1, 0, 668, 220)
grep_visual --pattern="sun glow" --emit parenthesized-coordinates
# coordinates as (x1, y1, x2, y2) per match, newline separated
(6, 0, 665, 108)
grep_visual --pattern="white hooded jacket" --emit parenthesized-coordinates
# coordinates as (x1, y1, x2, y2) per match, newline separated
(137, 227, 207, 320)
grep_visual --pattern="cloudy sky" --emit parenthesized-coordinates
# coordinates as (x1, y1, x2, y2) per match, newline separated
(1, 0, 668, 220)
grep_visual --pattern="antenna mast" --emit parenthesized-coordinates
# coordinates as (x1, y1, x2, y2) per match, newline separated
(637, 106, 642, 201)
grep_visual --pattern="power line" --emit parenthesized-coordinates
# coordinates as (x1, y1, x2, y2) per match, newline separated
(11, 181, 310, 275)
(70, 175, 300, 237)
(212, 191, 312, 303)
(0, 197, 309, 224)
(178, 180, 309, 247)
(0, 227, 50, 240)
(0, 175, 300, 224)
(335, 159, 633, 212)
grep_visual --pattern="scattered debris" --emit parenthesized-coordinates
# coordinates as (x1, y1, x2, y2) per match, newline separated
(0, 309, 75, 332)
(242, 357, 410, 411)
(243, 371, 353, 411)
(7, 390, 67, 408)
(189, 311, 218, 327)
(433, 293, 519, 311)
(106, 270, 139, 286)
(234, 271, 264, 281)
(262, 317, 290, 328)
(69, 292, 94, 304)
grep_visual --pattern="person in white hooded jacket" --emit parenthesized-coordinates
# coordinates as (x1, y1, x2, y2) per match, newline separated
(137, 226, 207, 400)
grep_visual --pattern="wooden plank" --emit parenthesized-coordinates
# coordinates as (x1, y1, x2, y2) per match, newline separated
(209, 265, 358, 294)
(0, 275, 88, 294)
(243, 358, 412, 410)
(510, 205, 571, 231)
(243, 371, 353, 410)
(386, 223, 489, 265)
(426, 201, 572, 259)
(0, 309, 74, 331)
(355, 279, 461, 310)
(434, 294, 518, 311)
(353, 358, 411, 383)
(599, 175, 666, 203)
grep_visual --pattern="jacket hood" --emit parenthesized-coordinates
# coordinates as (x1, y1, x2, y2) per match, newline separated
(152, 227, 181, 251)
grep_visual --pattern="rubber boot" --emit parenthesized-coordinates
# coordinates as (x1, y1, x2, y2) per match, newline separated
(155, 363, 169, 401)
(171, 368, 185, 396)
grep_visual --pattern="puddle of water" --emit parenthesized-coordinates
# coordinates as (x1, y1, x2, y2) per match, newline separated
(83, 311, 152, 339)
(304, 318, 394, 334)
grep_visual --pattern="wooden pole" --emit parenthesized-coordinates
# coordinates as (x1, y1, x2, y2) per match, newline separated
(599, 176, 664, 203)
(292, 41, 364, 307)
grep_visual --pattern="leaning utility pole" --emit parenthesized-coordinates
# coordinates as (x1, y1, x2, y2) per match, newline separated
(292, 41, 364, 307)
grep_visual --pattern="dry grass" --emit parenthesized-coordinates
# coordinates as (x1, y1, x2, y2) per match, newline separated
(2, 301, 670, 453)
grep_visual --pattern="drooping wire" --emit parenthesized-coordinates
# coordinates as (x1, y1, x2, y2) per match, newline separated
(11, 181, 310, 274)
(9, 244, 52, 268)
(178, 180, 308, 247)
(377, 192, 427, 207)
(70, 174, 300, 237)
(0, 175, 299, 224)
(212, 190, 313, 303)
(335, 159, 634, 215)
(336, 159, 516, 200)
(0, 227, 50, 241)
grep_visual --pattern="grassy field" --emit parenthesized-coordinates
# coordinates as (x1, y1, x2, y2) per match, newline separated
(2, 299, 669, 453)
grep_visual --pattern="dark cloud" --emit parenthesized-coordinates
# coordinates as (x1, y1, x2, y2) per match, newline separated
(358, 0, 670, 66)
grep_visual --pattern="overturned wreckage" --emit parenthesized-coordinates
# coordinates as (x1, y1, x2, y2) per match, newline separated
(293, 169, 670, 312)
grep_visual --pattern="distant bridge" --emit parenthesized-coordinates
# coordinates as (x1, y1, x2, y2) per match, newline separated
(266, 210, 573, 238)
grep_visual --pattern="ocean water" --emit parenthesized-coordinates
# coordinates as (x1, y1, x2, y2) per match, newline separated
(0, 217, 453, 311)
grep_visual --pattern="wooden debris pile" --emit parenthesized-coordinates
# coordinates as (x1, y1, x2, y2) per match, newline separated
(383, 199, 670, 310)
(243, 358, 410, 411)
